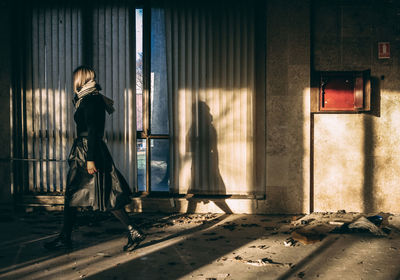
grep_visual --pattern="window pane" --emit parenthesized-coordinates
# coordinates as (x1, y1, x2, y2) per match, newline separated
(150, 8, 169, 135)
(137, 139, 146, 191)
(150, 139, 169, 191)
(136, 8, 143, 131)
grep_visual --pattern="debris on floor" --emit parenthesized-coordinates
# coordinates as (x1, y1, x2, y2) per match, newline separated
(227, 255, 292, 268)
(289, 212, 400, 245)
(146, 213, 220, 229)
(284, 237, 298, 247)
(246, 257, 291, 267)
(1, 212, 400, 280)
(388, 215, 400, 231)
(329, 221, 345, 226)
(301, 218, 315, 225)
(298, 271, 306, 278)
(291, 227, 327, 245)
(221, 222, 238, 231)
(366, 215, 383, 227)
(347, 216, 386, 236)
(96, 252, 111, 257)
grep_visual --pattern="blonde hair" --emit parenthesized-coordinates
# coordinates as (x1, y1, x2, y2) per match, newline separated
(73, 66, 96, 93)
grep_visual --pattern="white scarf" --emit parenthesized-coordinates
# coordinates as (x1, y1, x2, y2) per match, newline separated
(73, 80, 115, 114)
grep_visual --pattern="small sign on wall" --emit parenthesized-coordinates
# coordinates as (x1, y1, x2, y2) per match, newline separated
(378, 42, 390, 59)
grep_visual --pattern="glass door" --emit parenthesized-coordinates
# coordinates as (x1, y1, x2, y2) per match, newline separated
(136, 8, 170, 192)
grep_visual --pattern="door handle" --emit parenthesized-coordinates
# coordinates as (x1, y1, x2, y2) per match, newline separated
(321, 80, 327, 108)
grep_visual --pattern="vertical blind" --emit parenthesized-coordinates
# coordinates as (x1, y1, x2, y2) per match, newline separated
(165, 0, 261, 195)
(13, 1, 264, 196)
(19, 5, 82, 193)
(14, 2, 136, 194)
(92, 2, 137, 191)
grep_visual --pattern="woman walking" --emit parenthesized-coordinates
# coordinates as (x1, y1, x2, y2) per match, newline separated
(44, 66, 145, 251)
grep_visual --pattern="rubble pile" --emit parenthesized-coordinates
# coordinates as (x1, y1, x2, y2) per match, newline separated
(289, 211, 399, 245)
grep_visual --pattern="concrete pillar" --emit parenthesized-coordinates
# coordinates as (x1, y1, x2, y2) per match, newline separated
(266, 0, 311, 214)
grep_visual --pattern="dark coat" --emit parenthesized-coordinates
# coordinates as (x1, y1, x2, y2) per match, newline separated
(65, 93, 131, 211)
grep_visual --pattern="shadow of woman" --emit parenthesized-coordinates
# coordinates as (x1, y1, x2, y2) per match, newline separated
(186, 101, 232, 214)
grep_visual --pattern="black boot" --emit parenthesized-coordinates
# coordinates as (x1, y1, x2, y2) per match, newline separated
(43, 234, 72, 251)
(123, 226, 146, 251)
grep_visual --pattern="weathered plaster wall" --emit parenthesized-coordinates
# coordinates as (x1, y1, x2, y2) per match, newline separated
(313, 0, 400, 213)
(266, 0, 311, 214)
(0, 0, 12, 207)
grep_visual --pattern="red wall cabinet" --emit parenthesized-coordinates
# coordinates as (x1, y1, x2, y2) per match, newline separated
(311, 70, 371, 113)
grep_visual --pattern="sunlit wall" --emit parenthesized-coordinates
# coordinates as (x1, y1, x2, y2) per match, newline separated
(265, 0, 311, 214)
(313, 0, 400, 213)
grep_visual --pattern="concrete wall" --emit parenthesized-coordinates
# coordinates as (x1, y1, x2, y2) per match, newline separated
(0, 0, 12, 207)
(266, 0, 311, 214)
(313, 0, 400, 213)
(265, 0, 400, 214)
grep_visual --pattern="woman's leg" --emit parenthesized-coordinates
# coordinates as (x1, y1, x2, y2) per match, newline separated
(61, 204, 77, 241)
(111, 208, 131, 228)
(111, 208, 146, 251)
(44, 204, 76, 250)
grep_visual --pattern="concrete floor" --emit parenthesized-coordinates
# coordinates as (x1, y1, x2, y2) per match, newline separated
(0, 210, 400, 280)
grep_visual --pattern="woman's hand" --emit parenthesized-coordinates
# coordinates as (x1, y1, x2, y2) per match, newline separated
(87, 161, 98, 174)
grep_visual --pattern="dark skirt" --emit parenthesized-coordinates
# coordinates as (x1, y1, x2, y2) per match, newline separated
(65, 137, 132, 211)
